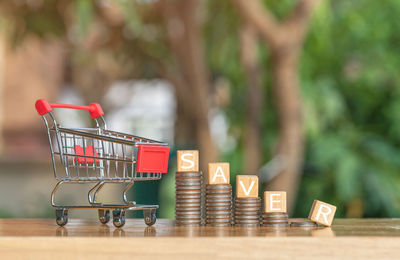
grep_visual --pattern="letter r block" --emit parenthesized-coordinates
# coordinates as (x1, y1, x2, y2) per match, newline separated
(308, 200, 337, 227)
(236, 175, 258, 198)
(177, 150, 199, 172)
(264, 191, 287, 213)
(208, 163, 230, 185)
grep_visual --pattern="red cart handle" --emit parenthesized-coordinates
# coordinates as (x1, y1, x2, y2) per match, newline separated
(35, 99, 104, 119)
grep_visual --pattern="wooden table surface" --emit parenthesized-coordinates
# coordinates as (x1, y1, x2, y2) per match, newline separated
(1, 218, 400, 259)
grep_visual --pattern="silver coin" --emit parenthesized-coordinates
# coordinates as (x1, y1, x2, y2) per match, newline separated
(206, 214, 232, 219)
(175, 219, 202, 223)
(175, 194, 202, 198)
(206, 220, 232, 226)
(175, 203, 201, 207)
(206, 188, 232, 192)
(207, 199, 232, 202)
(175, 176, 202, 180)
(175, 181, 202, 185)
(206, 193, 232, 197)
(206, 190, 232, 195)
(206, 218, 232, 222)
(176, 202, 201, 205)
(262, 216, 289, 220)
(234, 215, 260, 221)
(206, 204, 231, 208)
(234, 200, 261, 204)
(206, 206, 232, 210)
(175, 178, 202, 182)
(175, 191, 202, 194)
(234, 199, 261, 203)
(235, 223, 259, 227)
(206, 202, 231, 206)
(234, 217, 260, 221)
(176, 172, 202, 176)
(262, 219, 289, 223)
(176, 185, 202, 190)
(175, 212, 202, 216)
(175, 211, 201, 216)
(234, 208, 261, 213)
(290, 221, 318, 227)
(175, 208, 201, 212)
(234, 212, 260, 216)
(175, 215, 201, 220)
(262, 213, 289, 219)
(262, 223, 289, 227)
(206, 212, 232, 216)
(175, 198, 202, 202)
(206, 197, 232, 201)
(175, 177, 202, 181)
(234, 202, 261, 206)
(206, 184, 231, 188)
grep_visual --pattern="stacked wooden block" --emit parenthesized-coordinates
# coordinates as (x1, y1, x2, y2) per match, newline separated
(175, 150, 337, 227)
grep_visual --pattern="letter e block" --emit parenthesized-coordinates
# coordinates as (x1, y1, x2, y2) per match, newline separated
(177, 150, 199, 172)
(308, 200, 337, 227)
(208, 163, 230, 185)
(264, 191, 287, 213)
(236, 175, 258, 198)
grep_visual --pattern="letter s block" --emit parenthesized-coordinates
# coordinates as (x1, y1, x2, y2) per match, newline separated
(264, 191, 287, 213)
(236, 175, 258, 198)
(177, 150, 199, 172)
(308, 200, 337, 227)
(208, 163, 230, 185)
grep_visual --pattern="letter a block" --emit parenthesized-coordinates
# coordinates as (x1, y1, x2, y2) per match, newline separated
(177, 150, 199, 172)
(236, 175, 258, 198)
(208, 163, 230, 185)
(264, 191, 287, 213)
(308, 200, 337, 227)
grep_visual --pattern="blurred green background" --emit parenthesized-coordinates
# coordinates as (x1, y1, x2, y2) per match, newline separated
(0, 0, 399, 220)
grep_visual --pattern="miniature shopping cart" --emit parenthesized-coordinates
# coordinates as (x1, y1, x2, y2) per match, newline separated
(35, 99, 170, 228)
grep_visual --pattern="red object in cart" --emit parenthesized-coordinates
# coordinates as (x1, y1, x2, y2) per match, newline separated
(137, 145, 170, 173)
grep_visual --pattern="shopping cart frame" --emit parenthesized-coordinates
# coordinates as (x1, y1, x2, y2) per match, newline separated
(36, 99, 170, 228)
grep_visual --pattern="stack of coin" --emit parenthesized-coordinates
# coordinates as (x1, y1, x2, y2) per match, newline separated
(262, 212, 289, 227)
(205, 184, 232, 227)
(175, 171, 202, 226)
(234, 197, 261, 227)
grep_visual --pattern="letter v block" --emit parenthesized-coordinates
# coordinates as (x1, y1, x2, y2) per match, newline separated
(177, 150, 199, 172)
(208, 163, 230, 184)
(308, 200, 337, 227)
(236, 175, 258, 198)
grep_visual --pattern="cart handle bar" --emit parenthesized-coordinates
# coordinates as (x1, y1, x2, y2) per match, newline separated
(35, 99, 104, 119)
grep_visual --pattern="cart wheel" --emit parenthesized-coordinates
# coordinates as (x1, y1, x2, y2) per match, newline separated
(112, 210, 126, 228)
(98, 209, 110, 224)
(56, 209, 68, 227)
(144, 209, 157, 226)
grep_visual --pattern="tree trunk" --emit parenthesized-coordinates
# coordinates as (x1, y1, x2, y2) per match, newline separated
(239, 22, 263, 174)
(161, 0, 217, 175)
(268, 47, 304, 213)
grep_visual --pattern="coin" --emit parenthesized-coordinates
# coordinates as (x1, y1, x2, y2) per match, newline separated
(290, 221, 318, 227)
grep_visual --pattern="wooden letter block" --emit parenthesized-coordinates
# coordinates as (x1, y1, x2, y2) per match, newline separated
(264, 191, 287, 213)
(308, 200, 337, 227)
(236, 175, 258, 198)
(208, 163, 230, 184)
(177, 150, 199, 172)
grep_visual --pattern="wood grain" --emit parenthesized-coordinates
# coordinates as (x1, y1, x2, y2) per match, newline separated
(1, 219, 400, 259)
